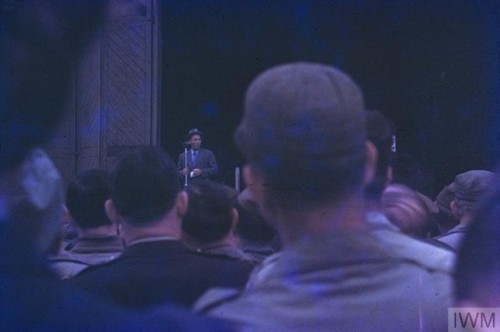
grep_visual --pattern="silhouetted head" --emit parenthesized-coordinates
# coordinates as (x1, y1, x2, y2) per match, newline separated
(109, 146, 182, 226)
(364, 110, 395, 201)
(66, 169, 112, 230)
(236, 188, 277, 244)
(235, 62, 366, 211)
(452, 170, 495, 217)
(182, 179, 236, 245)
(381, 183, 432, 237)
(455, 173, 500, 306)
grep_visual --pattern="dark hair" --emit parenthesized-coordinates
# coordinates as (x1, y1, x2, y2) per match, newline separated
(66, 169, 112, 230)
(364, 110, 395, 201)
(455, 177, 500, 304)
(236, 199, 276, 243)
(182, 180, 234, 245)
(110, 146, 181, 226)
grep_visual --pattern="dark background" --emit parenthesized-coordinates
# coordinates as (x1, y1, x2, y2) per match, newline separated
(160, 0, 500, 198)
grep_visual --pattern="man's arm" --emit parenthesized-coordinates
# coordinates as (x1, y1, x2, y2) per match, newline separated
(200, 150, 218, 178)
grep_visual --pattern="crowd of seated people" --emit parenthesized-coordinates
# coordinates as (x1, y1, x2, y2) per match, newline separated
(68, 146, 255, 309)
(3, 2, 500, 331)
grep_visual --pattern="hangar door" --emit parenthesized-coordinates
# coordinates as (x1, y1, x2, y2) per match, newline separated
(46, 0, 161, 184)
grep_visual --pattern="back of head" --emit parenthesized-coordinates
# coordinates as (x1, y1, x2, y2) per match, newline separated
(364, 110, 394, 201)
(453, 170, 495, 214)
(110, 146, 181, 226)
(455, 173, 500, 306)
(182, 180, 235, 245)
(236, 188, 277, 244)
(66, 169, 111, 230)
(381, 183, 432, 237)
(235, 62, 366, 210)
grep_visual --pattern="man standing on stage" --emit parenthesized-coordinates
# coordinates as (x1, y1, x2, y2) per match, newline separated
(178, 128, 219, 183)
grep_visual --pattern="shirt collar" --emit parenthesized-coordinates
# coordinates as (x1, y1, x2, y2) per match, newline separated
(127, 236, 178, 246)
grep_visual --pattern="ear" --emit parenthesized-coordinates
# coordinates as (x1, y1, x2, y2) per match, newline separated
(450, 200, 460, 217)
(386, 166, 393, 185)
(47, 229, 64, 256)
(62, 204, 74, 224)
(364, 141, 378, 185)
(243, 165, 265, 194)
(228, 207, 241, 246)
(242, 164, 255, 187)
(62, 204, 82, 235)
(231, 207, 239, 228)
(175, 190, 189, 217)
(105, 199, 120, 224)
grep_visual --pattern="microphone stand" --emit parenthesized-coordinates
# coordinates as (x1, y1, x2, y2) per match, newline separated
(184, 145, 189, 187)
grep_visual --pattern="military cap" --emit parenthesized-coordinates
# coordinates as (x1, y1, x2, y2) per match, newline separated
(454, 170, 495, 210)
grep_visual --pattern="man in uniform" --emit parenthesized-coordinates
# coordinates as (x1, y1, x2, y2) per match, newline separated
(435, 169, 495, 251)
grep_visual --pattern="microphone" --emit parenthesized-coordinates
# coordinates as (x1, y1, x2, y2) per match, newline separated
(182, 141, 191, 149)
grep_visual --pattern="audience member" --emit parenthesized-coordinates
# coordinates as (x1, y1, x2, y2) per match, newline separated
(195, 62, 454, 331)
(381, 183, 433, 237)
(364, 109, 395, 204)
(235, 188, 279, 261)
(182, 179, 257, 264)
(229, 188, 282, 291)
(434, 170, 495, 251)
(416, 191, 442, 237)
(363, 110, 444, 236)
(455, 174, 500, 307)
(0, 149, 225, 330)
(72, 147, 254, 309)
(49, 169, 124, 279)
(376, 183, 453, 250)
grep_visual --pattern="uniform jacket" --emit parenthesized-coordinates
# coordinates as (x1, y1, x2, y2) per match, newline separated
(49, 235, 125, 279)
(0, 230, 231, 332)
(197, 212, 455, 331)
(193, 244, 259, 263)
(71, 240, 255, 309)
(434, 223, 468, 252)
